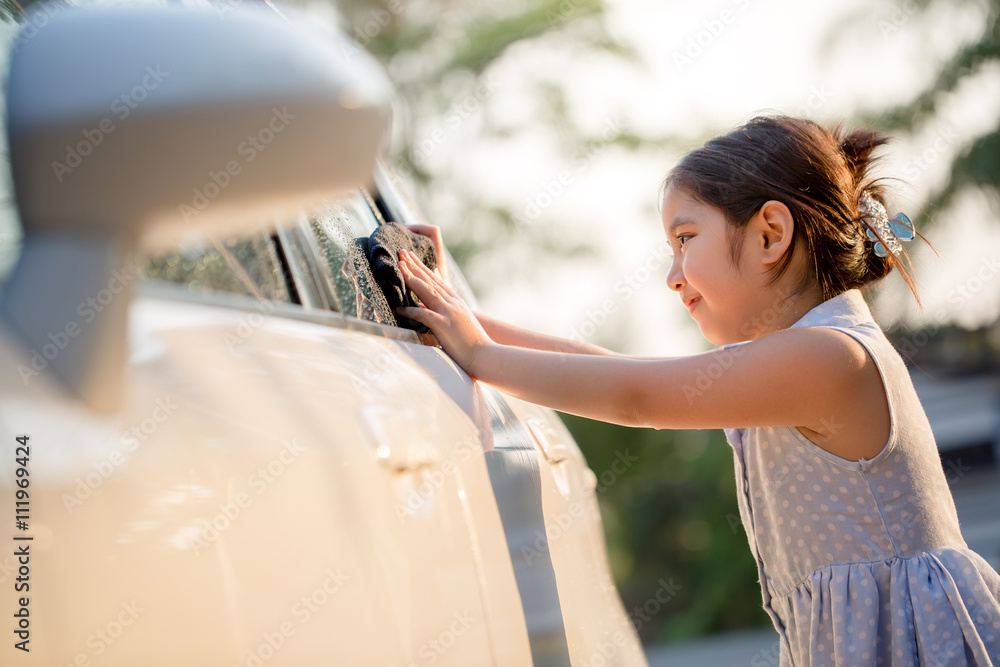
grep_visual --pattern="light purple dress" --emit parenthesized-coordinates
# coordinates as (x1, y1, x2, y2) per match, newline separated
(724, 289, 1000, 665)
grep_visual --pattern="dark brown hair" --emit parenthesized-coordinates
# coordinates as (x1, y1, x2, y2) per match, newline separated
(663, 115, 918, 303)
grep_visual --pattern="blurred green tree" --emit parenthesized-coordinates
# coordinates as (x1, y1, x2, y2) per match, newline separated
(331, 0, 642, 298)
(561, 414, 770, 642)
(328, 0, 772, 644)
(853, 0, 999, 220)
(326, 0, 774, 642)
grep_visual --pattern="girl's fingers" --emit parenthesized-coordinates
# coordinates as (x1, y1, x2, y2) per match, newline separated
(400, 252, 443, 294)
(400, 262, 449, 311)
(397, 305, 445, 329)
(401, 250, 457, 298)
(404, 224, 453, 287)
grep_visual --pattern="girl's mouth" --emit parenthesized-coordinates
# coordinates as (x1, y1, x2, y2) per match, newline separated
(686, 297, 701, 313)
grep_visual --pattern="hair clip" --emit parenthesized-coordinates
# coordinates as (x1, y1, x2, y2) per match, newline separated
(859, 191, 914, 258)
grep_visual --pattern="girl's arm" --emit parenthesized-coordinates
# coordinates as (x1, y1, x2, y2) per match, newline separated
(475, 312, 624, 357)
(464, 332, 858, 431)
(398, 249, 870, 433)
(406, 223, 621, 357)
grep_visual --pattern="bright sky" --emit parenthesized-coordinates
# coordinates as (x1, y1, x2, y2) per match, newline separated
(0, 0, 996, 358)
(423, 0, 1000, 357)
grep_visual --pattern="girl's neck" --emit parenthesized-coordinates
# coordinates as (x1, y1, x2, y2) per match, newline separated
(747, 284, 826, 340)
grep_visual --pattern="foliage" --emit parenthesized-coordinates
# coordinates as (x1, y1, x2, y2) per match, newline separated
(330, 0, 638, 296)
(336, 0, 773, 645)
(560, 413, 771, 642)
(860, 0, 1000, 222)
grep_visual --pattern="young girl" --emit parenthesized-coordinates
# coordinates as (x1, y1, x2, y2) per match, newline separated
(398, 115, 1000, 665)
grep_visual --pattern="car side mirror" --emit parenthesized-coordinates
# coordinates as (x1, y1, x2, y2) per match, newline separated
(1, 3, 392, 413)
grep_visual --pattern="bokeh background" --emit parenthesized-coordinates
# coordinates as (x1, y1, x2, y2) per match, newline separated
(1, 0, 998, 655)
(316, 0, 1000, 648)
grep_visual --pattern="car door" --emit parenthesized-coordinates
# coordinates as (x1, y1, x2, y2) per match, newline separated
(372, 165, 648, 667)
(0, 208, 534, 666)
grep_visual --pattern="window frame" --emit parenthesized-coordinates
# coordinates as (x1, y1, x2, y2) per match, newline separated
(139, 164, 474, 346)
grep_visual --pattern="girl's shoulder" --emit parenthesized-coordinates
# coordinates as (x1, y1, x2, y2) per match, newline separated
(746, 326, 877, 400)
(749, 325, 891, 461)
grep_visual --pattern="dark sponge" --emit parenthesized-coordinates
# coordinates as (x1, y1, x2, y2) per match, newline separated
(357, 222, 438, 333)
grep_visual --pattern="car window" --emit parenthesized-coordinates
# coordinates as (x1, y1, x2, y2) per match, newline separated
(133, 166, 470, 337)
(306, 193, 399, 326)
(141, 231, 291, 302)
(372, 162, 479, 309)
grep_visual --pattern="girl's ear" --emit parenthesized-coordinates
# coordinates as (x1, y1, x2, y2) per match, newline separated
(754, 200, 795, 266)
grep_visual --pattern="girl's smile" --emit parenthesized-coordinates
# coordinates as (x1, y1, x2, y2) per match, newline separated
(662, 184, 751, 344)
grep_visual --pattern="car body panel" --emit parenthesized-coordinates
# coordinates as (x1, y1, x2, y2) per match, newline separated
(0, 293, 533, 666)
(0, 3, 650, 662)
(504, 397, 648, 666)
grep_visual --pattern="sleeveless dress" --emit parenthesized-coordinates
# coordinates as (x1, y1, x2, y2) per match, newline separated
(724, 289, 1000, 666)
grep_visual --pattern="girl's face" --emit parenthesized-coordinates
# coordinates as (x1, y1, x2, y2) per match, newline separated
(661, 184, 762, 345)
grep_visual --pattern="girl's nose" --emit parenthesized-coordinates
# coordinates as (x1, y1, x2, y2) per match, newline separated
(666, 257, 684, 292)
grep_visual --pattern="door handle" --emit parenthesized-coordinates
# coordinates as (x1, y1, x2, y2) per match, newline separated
(525, 418, 569, 464)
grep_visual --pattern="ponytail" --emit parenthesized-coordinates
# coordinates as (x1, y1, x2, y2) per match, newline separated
(839, 128, 921, 304)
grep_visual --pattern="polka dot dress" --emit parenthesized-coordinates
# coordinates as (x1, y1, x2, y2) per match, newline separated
(724, 290, 1000, 666)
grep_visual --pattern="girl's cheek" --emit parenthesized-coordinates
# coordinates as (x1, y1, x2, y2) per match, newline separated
(679, 254, 697, 282)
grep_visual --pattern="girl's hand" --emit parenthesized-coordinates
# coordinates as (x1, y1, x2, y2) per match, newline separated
(397, 249, 493, 375)
(404, 223, 452, 287)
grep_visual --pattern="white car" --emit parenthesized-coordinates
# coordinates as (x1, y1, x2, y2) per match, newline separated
(0, 3, 645, 666)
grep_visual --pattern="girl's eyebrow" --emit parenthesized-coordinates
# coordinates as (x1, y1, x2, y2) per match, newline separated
(667, 216, 697, 235)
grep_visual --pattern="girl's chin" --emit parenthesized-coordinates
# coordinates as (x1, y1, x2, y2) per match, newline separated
(698, 320, 742, 347)
(691, 304, 746, 346)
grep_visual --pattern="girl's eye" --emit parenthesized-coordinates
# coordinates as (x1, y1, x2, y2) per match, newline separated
(677, 234, 691, 248)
